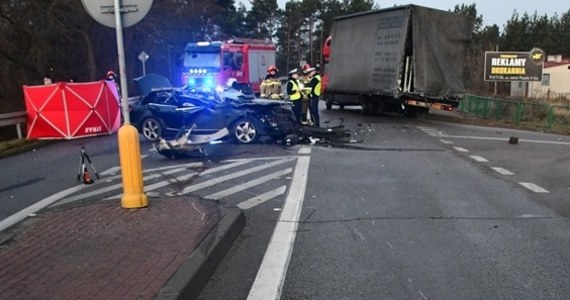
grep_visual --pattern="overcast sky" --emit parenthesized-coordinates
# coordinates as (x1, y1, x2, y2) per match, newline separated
(248, 1, 570, 27)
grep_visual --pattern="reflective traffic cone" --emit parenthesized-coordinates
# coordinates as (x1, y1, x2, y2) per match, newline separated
(83, 167, 94, 184)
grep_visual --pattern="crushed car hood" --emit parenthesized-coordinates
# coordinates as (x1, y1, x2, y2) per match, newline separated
(133, 73, 173, 98)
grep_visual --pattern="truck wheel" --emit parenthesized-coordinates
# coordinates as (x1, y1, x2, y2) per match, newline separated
(403, 106, 417, 118)
(369, 101, 379, 115)
(361, 100, 373, 115)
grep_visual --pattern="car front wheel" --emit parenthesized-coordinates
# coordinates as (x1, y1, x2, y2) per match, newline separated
(231, 118, 259, 144)
(141, 117, 163, 142)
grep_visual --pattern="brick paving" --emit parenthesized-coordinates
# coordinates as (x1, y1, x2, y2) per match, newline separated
(0, 197, 220, 299)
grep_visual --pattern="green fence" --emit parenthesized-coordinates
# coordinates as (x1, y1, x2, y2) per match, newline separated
(459, 94, 570, 132)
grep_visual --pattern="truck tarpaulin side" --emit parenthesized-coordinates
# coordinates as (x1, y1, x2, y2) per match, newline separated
(326, 5, 472, 101)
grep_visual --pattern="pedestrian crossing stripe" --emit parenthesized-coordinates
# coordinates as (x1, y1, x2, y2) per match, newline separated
(51, 157, 297, 210)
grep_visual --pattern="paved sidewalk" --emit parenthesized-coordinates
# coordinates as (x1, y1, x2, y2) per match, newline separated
(0, 197, 245, 299)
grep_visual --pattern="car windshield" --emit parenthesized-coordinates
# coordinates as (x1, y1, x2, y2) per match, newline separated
(183, 52, 221, 68)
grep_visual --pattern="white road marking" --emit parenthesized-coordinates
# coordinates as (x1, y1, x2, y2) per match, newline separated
(386, 241, 393, 249)
(298, 147, 311, 155)
(440, 134, 570, 146)
(100, 166, 121, 176)
(237, 186, 287, 210)
(201, 160, 252, 175)
(470, 155, 489, 162)
(224, 156, 296, 162)
(418, 290, 428, 300)
(352, 227, 365, 240)
(247, 150, 311, 300)
(0, 184, 88, 232)
(205, 168, 292, 200)
(142, 162, 203, 172)
(520, 182, 550, 193)
(54, 167, 191, 205)
(453, 146, 469, 152)
(54, 162, 219, 205)
(440, 139, 454, 145)
(179, 158, 294, 195)
(416, 126, 439, 136)
(492, 167, 514, 176)
(108, 160, 286, 200)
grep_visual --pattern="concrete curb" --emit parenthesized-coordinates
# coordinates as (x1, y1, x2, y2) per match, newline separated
(155, 206, 246, 300)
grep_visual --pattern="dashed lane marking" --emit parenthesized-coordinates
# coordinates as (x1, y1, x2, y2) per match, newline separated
(470, 155, 489, 162)
(416, 126, 440, 136)
(520, 182, 550, 193)
(453, 146, 469, 152)
(440, 139, 454, 145)
(492, 167, 514, 176)
(439, 134, 570, 146)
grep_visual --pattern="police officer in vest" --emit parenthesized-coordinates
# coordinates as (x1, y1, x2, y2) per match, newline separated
(306, 67, 321, 127)
(286, 68, 302, 123)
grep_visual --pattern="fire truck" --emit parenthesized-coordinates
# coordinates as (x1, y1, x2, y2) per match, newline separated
(181, 38, 276, 95)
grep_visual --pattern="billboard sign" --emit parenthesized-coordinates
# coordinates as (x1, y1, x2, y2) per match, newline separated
(484, 48, 545, 82)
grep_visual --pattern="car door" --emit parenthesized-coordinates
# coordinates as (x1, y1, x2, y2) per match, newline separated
(145, 91, 185, 130)
(180, 95, 233, 133)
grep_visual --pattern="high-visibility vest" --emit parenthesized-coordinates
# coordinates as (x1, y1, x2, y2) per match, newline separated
(313, 74, 322, 97)
(288, 79, 302, 101)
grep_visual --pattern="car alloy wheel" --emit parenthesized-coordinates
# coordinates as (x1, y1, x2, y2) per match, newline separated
(141, 117, 163, 142)
(232, 118, 258, 144)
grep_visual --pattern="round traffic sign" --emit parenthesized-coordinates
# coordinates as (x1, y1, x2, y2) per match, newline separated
(82, 0, 153, 28)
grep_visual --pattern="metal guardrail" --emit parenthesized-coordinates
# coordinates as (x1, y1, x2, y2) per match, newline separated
(459, 94, 570, 131)
(0, 111, 27, 139)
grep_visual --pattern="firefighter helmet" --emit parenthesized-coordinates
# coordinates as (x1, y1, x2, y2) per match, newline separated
(106, 70, 117, 78)
(267, 65, 277, 73)
(302, 64, 311, 73)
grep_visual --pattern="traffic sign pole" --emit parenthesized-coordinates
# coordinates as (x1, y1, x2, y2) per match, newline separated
(81, 0, 152, 209)
(138, 51, 149, 76)
(114, 0, 130, 125)
(113, 0, 148, 209)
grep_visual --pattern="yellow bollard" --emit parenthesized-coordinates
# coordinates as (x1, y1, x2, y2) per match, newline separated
(118, 123, 148, 208)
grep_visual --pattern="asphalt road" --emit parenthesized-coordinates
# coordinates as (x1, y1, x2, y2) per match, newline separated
(199, 105, 570, 300)
(1, 103, 569, 299)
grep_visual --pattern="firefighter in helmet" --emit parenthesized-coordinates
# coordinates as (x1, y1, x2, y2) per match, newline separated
(286, 68, 303, 123)
(260, 65, 282, 99)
